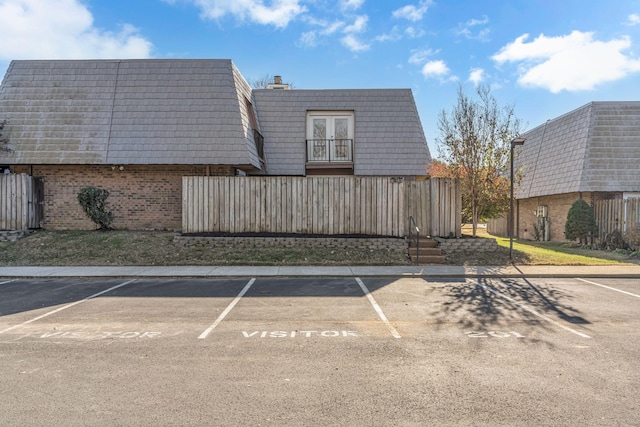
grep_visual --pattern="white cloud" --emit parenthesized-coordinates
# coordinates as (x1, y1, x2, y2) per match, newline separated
(492, 31, 640, 93)
(338, 15, 370, 51)
(299, 13, 367, 51)
(344, 15, 367, 33)
(303, 17, 344, 36)
(408, 48, 437, 65)
(456, 16, 490, 42)
(340, 0, 363, 11)
(298, 30, 317, 47)
(0, 0, 153, 61)
(421, 60, 449, 78)
(392, 1, 431, 22)
(192, 0, 306, 28)
(341, 34, 370, 52)
(404, 26, 425, 39)
(468, 68, 484, 85)
(627, 13, 640, 26)
(375, 26, 401, 42)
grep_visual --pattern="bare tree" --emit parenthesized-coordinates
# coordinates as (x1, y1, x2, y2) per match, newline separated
(247, 74, 294, 89)
(247, 74, 272, 89)
(437, 84, 523, 236)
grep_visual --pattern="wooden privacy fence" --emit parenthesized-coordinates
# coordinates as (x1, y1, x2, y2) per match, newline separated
(487, 216, 509, 237)
(182, 176, 461, 238)
(0, 173, 44, 230)
(594, 198, 640, 240)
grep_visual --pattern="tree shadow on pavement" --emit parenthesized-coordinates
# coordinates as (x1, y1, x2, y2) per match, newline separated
(431, 276, 590, 336)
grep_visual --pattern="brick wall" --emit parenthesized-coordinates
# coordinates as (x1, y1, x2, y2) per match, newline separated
(517, 192, 593, 241)
(13, 165, 233, 230)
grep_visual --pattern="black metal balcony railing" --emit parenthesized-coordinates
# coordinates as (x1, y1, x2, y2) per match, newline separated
(306, 139, 353, 162)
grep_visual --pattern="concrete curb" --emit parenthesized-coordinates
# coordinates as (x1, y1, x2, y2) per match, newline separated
(2, 265, 640, 279)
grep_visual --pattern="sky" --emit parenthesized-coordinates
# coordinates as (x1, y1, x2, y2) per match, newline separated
(1, 0, 640, 158)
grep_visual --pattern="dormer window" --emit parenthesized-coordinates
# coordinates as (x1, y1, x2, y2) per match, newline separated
(305, 111, 354, 175)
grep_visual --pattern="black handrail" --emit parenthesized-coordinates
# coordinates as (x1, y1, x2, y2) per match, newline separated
(409, 216, 419, 265)
(305, 139, 353, 162)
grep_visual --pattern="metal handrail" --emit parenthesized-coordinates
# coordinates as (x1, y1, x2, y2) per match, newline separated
(408, 216, 420, 265)
(305, 139, 353, 162)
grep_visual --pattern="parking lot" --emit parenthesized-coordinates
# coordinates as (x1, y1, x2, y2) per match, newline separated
(1, 275, 639, 426)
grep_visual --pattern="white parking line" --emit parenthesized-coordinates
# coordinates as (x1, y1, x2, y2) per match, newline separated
(477, 279, 591, 339)
(0, 279, 15, 285)
(198, 278, 256, 339)
(576, 278, 640, 299)
(0, 279, 137, 335)
(355, 277, 401, 339)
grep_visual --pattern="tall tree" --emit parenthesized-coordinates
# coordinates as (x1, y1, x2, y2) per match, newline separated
(436, 84, 522, 236)
(428, 159, 510, 224)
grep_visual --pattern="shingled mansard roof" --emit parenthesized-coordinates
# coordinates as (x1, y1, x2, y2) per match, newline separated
(516, 101, 640, 199)
(0, 59, 262, 169)
(253, 88, 431, 176)
(0, 59, 431, 176)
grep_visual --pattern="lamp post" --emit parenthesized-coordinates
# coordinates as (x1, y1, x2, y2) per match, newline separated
(510, 137, 526, 261)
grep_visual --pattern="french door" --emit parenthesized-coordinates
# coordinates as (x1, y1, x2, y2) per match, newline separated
(306, 113, 353, 162)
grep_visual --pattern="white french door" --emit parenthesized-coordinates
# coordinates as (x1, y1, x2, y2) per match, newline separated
(306, 113, 353, 162)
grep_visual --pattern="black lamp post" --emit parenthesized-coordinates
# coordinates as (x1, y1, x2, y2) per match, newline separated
(510, 137, 526, 261)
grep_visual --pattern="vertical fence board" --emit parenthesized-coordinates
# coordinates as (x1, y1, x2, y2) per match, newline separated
(181, 176, 459, 238)
(0, 174, 44, 231)
(594, 198, 640, 242)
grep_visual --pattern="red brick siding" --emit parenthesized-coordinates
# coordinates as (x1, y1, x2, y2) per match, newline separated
(517, 192, 593, 241)
(14, 165, 233, 230)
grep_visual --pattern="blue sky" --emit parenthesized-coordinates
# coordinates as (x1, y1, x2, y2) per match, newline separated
(1, 0, 640, 158)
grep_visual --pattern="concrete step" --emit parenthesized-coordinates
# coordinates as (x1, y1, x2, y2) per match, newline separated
(408, 247, 442, 256)
(410, 254, 446, 264)
(407, 237, 445, 264)
(408, 238, 438, 248)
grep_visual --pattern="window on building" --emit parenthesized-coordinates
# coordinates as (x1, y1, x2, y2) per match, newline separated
(306, 111, 354, 163)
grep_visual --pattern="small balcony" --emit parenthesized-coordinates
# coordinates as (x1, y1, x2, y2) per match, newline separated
(306, 139, 353, 163)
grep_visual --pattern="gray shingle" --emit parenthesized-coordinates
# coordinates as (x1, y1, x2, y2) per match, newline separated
(2, 60, 431, 176)
(517, 101, 640, 198)
(0, 59, 261, 169)
(253, 88, 431, 176)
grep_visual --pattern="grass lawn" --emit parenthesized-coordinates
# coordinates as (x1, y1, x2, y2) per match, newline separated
(1, 228, 638, 266)
(471, 228, 638, 266)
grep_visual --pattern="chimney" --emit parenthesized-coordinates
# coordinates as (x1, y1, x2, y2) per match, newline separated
(266, 75, 290, 90)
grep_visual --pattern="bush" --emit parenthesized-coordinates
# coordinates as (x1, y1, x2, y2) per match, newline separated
(602, 230, 627, 251)
(624, 225, 640, 251)
(77, 186, 114, 230)
(565, 199, 598, 244)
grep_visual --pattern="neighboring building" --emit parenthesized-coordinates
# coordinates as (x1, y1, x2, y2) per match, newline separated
(514, 101, 640, 241)
(0, 59, 431, 230)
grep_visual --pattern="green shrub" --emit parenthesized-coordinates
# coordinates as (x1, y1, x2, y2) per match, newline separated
(77, 186, 114, 230)
(565, 199, 598, 244)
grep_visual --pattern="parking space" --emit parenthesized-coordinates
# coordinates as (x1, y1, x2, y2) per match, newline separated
(1, 275, 639, 425)
(0, 278, 254, 342)
(1, 276, 638, 342)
